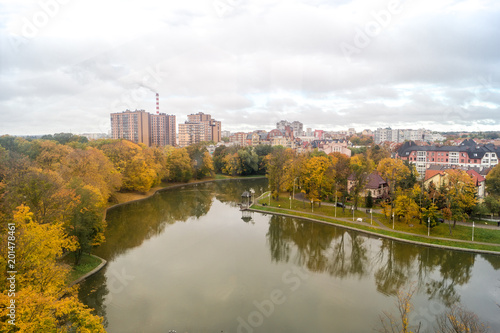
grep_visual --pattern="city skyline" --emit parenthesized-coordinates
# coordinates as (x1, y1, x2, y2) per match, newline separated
(1, 0, 500, 136)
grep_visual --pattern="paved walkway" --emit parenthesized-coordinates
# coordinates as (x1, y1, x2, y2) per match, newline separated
(288, 192, 500, 230)
(254, 192, 500, 251)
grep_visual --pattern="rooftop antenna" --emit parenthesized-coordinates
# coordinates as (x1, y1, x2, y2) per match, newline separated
(156, 93, 159, 114)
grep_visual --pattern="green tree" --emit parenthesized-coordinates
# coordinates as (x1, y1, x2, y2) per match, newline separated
(238, 148, 259, 175)
(365, 191, 373, 209)
(68, 182, 107, 265)
(187, 143, 211, 179)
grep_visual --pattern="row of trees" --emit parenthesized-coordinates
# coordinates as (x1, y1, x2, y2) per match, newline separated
(265, 145, 494, 229)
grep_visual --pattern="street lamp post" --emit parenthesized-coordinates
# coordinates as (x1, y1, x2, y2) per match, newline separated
(392, 213, 395, 229)
(311, 200, 314, 213)
(472, 221, 475, 242)
(370, 209, 373, 225)
(427, 217, 430, 237)
(268, 185, 271, 206)
(289, 196, 292, 209)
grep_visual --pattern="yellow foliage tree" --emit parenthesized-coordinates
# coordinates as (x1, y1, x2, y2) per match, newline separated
(302, 155, 334, 206)
(61, 147, 122, 201)
(0, 205, 105, 332)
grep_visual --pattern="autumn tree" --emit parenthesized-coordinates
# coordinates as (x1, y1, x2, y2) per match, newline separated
(349, 155, 375, 209)
(0, 205, 105, 332)
(100, 140, 157, 192)
(393, 191, 420, 225)
(444, 169, 477, 230)
(377, 158, 411, 216)
(67, 181, 107, 265)
(367, 144, 391, 165)
(32, 139, 74, 171)
(302, 155, 334, 206)
(61, 147, 122, 201)
(254, 144, 273, 174)
(485, 164, 500, 216)
(266, 146, 293, 200)
(222, 152, 242, 176)
(187, 143, 214, 179)
(331, 152, 351, 212)
(435, 304, 490, 333)
(377, 284, 420, 333)
(3, 167, 76, 225)
(166, 147, 193, 182)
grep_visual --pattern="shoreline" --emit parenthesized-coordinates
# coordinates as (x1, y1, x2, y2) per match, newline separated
(248, 205, 500, 256)
(73, 176, 264, 285)
(104, 175, 266, 218)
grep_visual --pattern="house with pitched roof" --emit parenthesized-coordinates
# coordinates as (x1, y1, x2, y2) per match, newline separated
(347, 172, 389, 199)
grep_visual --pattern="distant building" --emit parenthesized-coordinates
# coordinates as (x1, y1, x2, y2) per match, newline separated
(111, 109, 151, 146)
(150, 113, 176, 147)
(178, 122, 206, 147)
(111, 109, 176, 147)
(185, 112, 222, 144)
(230, 132, 247, 146)
(315, 139, 352, 157)
(374, 128, 443, 144)
(397, 139, 499, 179)
(347, 172, 389, 199)
(81, 133, 108, 140)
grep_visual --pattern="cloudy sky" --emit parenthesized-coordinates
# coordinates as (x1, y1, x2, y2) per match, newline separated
(1, 0, 499, 136)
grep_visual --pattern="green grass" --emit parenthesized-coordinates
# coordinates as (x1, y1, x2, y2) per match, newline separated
(60, 253, 103, 283)
(259, 194, 370, 219)
(376, 217, 500, 244)
(251, 200, 500, 254)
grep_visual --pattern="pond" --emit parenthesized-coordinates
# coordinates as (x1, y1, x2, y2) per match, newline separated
(79, 178, 500, 332)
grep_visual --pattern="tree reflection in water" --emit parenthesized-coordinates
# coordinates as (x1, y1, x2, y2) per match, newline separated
(265, 215, 479, 307)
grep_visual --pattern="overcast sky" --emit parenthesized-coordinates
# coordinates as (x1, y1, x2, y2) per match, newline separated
(1, 0, 499, 136)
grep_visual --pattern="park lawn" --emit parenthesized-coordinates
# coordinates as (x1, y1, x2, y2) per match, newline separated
(251, 205, 500, 253)
(258, 194, 369, 219)
(60, 252, 103, 283)
(376, 217, 500, 245)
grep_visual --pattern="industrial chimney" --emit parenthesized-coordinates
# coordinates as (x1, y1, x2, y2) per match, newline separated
(156, 93, 159, 114)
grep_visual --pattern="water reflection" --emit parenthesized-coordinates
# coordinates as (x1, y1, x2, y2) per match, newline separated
(266, 215, 481, 307)
(79, 179, 500, 332)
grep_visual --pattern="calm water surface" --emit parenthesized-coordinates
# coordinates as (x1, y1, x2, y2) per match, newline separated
(80, 179, 500, 332)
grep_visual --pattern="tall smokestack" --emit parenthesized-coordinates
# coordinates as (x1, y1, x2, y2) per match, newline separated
(156, 93, 159, 114)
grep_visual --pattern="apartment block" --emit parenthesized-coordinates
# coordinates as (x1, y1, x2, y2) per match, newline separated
(111, 109, 176, 147)
(151, 113, 176, 146)
(397, 139, 500, 179)
(178, 122, 206, 147)
(186, 112, 222, 143)
(111, 109, 151, 146)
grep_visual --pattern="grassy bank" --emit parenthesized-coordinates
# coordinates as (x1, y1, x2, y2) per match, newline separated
(60, 253, 104, 283)
(255, 193, 500, 254)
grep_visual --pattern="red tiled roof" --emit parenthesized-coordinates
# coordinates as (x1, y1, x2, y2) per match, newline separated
(424, 169, 445, 182)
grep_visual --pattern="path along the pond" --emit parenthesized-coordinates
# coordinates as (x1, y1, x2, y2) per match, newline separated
(251, 192, 500, 252)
